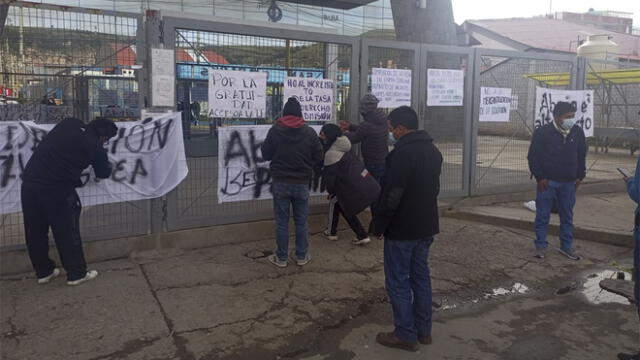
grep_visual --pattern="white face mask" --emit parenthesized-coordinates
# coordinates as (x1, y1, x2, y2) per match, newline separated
(388, 132, 397, 145)
(561, 118, 576, 130)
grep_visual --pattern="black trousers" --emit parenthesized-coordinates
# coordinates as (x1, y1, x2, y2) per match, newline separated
(328, 197, 368, 240)
(21, 182, 87, 281)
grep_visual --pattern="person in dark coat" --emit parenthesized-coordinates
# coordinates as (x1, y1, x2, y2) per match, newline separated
(262, 97, 323, 268)
(620, 156, 640, 360)
(21, 117, 117, 286)
(340, 94, 388, 184)
(527, 101, 587, 260)
(371, 106, 442, 352)
(320, 124, 380, 245)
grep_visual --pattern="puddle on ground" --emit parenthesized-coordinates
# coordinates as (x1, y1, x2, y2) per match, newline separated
(582, 270, 632, 305)
(484, 282, 529, 299)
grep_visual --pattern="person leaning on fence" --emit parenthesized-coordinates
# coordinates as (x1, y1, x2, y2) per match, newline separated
(21, 117, 117, 286)
(340, 93, 388, 184)
(261, 97, 323, 268)
(370, 106, 443, 352)
(319, 124, 380, 246)
(527, 101, 587, 261)
(619, 157, 640, 360)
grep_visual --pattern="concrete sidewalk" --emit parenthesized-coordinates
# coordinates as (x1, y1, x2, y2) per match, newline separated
(446, 189, 636, 248)
(1, 216, 637, 360)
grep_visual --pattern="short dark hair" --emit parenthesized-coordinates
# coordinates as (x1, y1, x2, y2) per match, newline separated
(553, 101, 576, 118)
(388, 106, 419, 130)
(88, 117, 118, 139)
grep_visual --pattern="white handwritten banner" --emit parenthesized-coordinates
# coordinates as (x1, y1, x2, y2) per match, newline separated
(427, 69, 464, 106)
(208, 70, 267, 118)
(151, 48, 175, 107)
(0, 104, 72, 123)
(218, 125, 322, 203)
(0, 112, 188, 214)
(479, 87, 512, 122)
(534, 87, 594, 138)
(283, 77, 334, 122)
(371, 68, 412, 108)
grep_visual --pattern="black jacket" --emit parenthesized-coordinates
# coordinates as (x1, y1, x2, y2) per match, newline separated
(262, 115, 323, 184)
(321, 137, 381, 218)
(371, 130, 443, 240)
(347, 109, 388, 166)
(22, 118, 112, 188)
(527, 123, 587, 182)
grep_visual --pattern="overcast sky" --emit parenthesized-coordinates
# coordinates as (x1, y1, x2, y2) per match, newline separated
(452, 0, 640, 26)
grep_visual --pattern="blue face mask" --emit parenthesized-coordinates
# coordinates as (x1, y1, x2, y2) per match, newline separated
(561, 118, 576, 130)
(388, 132, 397, 146)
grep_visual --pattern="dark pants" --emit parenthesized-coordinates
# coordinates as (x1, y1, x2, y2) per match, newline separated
(384, 237, 434, 342)
(634, 228, 639, 311)
(21, 182, 87, 281)
(366, 163, 385, 186)
(328, 197, 367, 240)
(272, 182, 309, 262)
(535, 180, 576, 250)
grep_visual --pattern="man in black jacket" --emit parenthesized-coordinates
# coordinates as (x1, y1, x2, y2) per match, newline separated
(528, 101, 587, 261)
(21, 117, 117, 286)
(262, 98, 323, 268)
(340, 94, 388, 184)
(371, 106, 443, 352)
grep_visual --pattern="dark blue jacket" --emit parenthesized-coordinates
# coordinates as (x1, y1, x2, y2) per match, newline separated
(527, 123, 587, 183)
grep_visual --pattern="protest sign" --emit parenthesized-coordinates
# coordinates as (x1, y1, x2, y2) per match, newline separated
(427, 69, 464, 106)
(208, 69, 267, 119)
(0, 112, 188, 214)
(534, 87, 594, 138)
(479, 87, 512, 122)
(151, 48, 175, 107)
(371, 68, 412, 108)
(283, 77, 334, 122)
(0, 104, 72, 123)
(218, 125, 322, 203)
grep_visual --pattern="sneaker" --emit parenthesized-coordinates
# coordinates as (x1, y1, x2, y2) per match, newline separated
(37, 268, 60, 284)
(323, 229, 338, 241)
(296, 254, 311, 266)
(418, 334, 432, 345)
(267, 254, 288, 268)
(351, 237, 371, 245)
(67, 270, 98, 286)
(558, 248, 580, 261)
(376, 332, 418, 352)
(534, 248, 546, 259)
(618, 352, 640, 360)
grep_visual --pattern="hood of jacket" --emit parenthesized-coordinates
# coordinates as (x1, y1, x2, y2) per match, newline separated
(324, 136, 352, 166)
(274, 115, 307, 143)
(394, 130, 434, 149)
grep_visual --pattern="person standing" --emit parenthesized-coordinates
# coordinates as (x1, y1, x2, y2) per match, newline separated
(262, 97, 323, 268)
(527, 101, 587, 260)
(371, 106, 443, 352)
(340, 94, 388, 185)
(319, 124, 380, 245)
(21, 117, 117, 286)
(619, 158, 640, 360)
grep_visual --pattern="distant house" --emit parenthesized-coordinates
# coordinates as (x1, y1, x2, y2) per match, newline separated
(462, 17, 640, 62)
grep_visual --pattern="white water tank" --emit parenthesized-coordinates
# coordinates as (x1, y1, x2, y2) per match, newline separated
(577, 35, 619, 70)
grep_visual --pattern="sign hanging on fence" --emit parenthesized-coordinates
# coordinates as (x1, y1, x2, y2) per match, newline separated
(0, 112, 188, 214)
(534, 87, 594, 138)
(218, 125, 322, 203)
(0, 104, 72, 124)
(208, 69, 267, 118)
(151, 48, 176, 107)
(371, 68, 412, 108)
(283, 77, 334, 122)
(427, 69, 464, 106)
(479, 87, 512, 122)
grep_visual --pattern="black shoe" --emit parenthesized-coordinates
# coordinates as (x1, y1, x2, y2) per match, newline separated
(618, 352, 640, 360)
(376, 332, 418, 352)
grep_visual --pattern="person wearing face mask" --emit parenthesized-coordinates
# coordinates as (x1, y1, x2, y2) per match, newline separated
(339, 94, 388, 185)
(319, 124, 380, 245)
(21, 117, 117, 286)
(527, 101, 587, 260)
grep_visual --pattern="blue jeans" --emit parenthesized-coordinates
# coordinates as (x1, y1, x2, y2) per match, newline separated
(634, 228, 639, 310)
(366, 163, 385, 186)
(384, 237, 434, 342)
(535, 180, 576, 250)
(272, 182, 310, 261)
